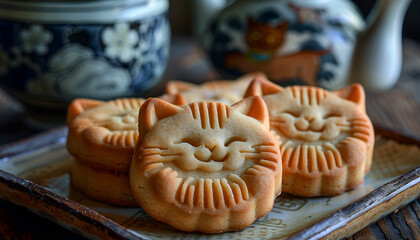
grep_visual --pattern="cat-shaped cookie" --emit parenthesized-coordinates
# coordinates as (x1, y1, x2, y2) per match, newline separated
(245, 77, 374, 196)
(130, 96, 282, 233)
(66, 95, 186, 206)
(67, 94, 186, 171)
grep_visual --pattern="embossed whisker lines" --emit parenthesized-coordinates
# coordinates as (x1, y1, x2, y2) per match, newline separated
(240, 148, 278, 157)
(270, 116, 286, 123)
(141, 146, 168, 151)
(270, 117, 287, 125)
(141, 147, 180, 159)
(176, 175, 249, 208)
(92, 118, 113, 126)
(258, 159, 278, 171)
(244, 149, 279, 158)
(338, 125, 353, 133)
(350, 118, 372, 143)
(104, 130, 138, 147)
(140, 147, 179, 173)
(244, 165, 268, 176)
(140, 154, 178, 169)
(252, 142, 276, 148)
(251, 143, 279, 155)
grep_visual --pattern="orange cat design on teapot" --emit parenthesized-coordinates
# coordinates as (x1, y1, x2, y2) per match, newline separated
(224, 17, 331, 86)
(211, 2, 335, 87)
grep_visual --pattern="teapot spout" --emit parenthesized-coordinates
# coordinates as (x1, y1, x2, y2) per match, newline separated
(347, 0, 411, 91)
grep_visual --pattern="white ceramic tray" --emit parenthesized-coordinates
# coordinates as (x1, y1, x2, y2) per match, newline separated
(0, 126, 419, 240)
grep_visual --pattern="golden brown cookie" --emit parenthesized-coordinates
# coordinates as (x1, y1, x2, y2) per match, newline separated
(67, 98, 146, 171)
(130, 96, 282, 233)
(66, 95, 187, 171)
(71, 158, 137, 206)
(165, 72, 266, 104)
(245, 77, 374, 197)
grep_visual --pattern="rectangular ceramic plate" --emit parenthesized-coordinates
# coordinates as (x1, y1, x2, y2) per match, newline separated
(0, 126, 419, 240)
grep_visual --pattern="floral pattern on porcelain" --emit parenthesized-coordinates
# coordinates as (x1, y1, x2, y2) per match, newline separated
(20, 25, 53, 55)
(0, 11, 170, 103)
(102, 23, 139, 63)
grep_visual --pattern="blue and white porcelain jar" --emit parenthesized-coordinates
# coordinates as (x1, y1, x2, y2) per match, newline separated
(0, 0, 170, 109)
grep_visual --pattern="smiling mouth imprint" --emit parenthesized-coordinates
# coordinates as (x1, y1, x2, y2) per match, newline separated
(194, 153, 229, 162)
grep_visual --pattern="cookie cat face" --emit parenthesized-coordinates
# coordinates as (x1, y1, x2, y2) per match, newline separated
(245, 77, 374, 196)
(245, 77, 371, 144)
(131, 96, 282, 233)
(267, 88, 356, 142)
(66, 94, 187, 172)
(137, 96, 274, 176)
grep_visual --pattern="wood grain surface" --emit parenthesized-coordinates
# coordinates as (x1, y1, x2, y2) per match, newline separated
(0, 37, 420, 240)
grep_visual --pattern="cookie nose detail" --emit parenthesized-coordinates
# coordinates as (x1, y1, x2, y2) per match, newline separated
(211, 145, 228, 162)
(194, 146, 212, 162)
(194, 144, 228, 162)
(295, 118, 309, 131)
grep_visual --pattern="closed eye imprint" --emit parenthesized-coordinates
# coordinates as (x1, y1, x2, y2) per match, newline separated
(224, 137, 247, 146)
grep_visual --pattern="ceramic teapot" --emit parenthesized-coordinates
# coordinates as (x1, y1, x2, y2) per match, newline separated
(198, 0, 411, 90)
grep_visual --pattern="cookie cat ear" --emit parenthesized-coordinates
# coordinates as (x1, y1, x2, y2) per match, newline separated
(232, 96, 270, 129)
(138, 98, 183, 136)
(244, 76, 284, 97)
(165, 81, 195, 95)
(159, 93, 188, 106)
(66, 98, 104, 126)
(333, 84, 366, 111)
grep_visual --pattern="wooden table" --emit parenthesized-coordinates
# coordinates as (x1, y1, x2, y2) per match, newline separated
(0, 37, 420, 239)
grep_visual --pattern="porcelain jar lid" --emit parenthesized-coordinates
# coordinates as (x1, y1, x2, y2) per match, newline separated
(0, 0, 168, 23)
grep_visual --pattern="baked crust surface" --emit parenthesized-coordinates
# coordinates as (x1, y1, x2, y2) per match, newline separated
(130, 96, 282, 233)
(71, 158, 138, 206)
(245, 77, 375, 196)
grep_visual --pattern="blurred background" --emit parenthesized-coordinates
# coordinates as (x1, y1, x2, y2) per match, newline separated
(0, 0, 418, 144)
(169, 0, 420, 41)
